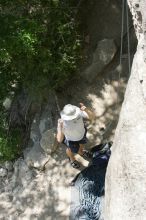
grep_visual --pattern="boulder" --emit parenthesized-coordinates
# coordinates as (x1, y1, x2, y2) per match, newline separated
(39, 116, 53, 134)
(84, 39, 117, 82)
(30, 114, 41, 143)
(23, 143, 49, 170)
(0, 167, 7, 177)
(10, 159, 34, 188)
(4, 161, 13, 172)
(40, 128, 58, 155)
(3, 97, 12, 110)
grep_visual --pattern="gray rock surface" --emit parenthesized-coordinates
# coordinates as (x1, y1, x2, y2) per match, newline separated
(30, 113, 41, 143)
(84, 39, 117, 82)
(0, 167, 7, 177)
(105, 1, 146, 219)
(24, 142, 49, 170)
(24, 102, 58, 170)
(5, 161, 13, 172)
(40, 128, 58, 154)
(0, 151, 76, 220)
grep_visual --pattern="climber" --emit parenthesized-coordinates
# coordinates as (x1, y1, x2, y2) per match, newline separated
(57, 103, 95, 168)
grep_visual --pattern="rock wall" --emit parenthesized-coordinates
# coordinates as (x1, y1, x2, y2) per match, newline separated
(0, 99, 73, 219)
(105, 1, 146, 219)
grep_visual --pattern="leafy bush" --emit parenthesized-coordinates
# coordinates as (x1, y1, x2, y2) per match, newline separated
(0, 0, 82, 161)
(0, 111, 21, 162)
(0, 133, 21, 162)
(0, 0, 81, 99)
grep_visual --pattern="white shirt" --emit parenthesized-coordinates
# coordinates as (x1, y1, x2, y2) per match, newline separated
(62, 111, 88, 141)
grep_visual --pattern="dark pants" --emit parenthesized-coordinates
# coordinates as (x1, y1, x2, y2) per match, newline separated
(63, 127, 88, 153)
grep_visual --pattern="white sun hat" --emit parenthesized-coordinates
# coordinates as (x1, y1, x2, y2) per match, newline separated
(60, 104, 81, 121)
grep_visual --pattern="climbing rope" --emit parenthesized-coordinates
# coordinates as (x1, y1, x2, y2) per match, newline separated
(120, 0, 131, 74)
(120, 0, 125, 67)
(126, 0, 131, 74)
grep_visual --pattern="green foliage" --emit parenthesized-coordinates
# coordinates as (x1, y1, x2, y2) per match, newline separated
(0, 133, 21, 162)
(0, 1, 81, 161)
(0, 112, 21, 162)
(0, 0, 81, 99)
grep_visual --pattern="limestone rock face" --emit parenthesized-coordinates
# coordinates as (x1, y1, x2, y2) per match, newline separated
(105, 1, 146, 219)
(11, 159, 34, 188)
(24, 100, 58, 170)
(24, 142, 49, 169)
(40, 129, 58, 155)
(95, 39, 117, 65)
(85, 39, 117, 83)
(4, 161, 13, 172)
(0, 167, 7, 177)
(0, 95, 72, 219)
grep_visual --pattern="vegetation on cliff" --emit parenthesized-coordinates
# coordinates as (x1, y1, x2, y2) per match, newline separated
(0, 0, 81, 161)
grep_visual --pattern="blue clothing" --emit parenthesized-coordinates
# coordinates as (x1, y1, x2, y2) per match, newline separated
(70, 142, 112, 220)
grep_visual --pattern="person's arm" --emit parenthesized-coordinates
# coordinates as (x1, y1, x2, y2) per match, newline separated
(80, 103, 95, 121)
(56, 119, 65, 143)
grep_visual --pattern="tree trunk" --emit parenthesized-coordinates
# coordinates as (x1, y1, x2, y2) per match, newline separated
(104, 1, 146, 219)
